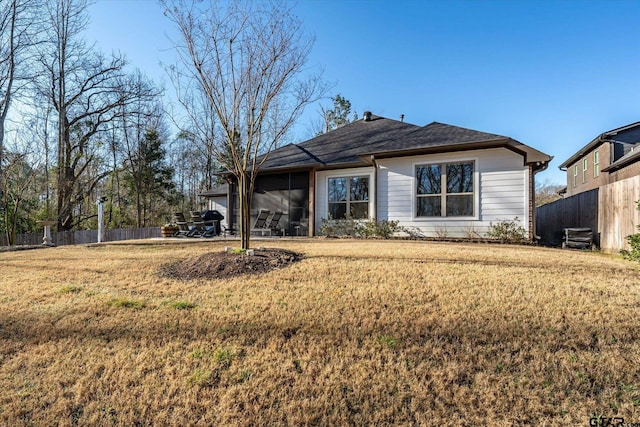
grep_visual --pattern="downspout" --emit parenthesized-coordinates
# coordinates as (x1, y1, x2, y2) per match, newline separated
(370, 155, 378, 221)
(531, 160, 550, 241)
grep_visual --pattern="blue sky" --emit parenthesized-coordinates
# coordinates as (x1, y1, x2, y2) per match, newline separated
(86, 0, 640, 185)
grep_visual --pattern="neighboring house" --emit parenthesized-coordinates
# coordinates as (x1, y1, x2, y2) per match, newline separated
(202, 112, 552, 239)
(559, 121, 640, 197)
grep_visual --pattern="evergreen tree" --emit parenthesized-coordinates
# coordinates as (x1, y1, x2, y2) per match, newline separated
(123, 129, 176, 227)
(318, 94, 357, 135)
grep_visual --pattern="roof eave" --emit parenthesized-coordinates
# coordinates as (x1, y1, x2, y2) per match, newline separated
(557, 121, 640, 170)
(558, 135, 608, 170)
(358, 138, 509, 160)
(602, 150, 640, 172)
(359, 137, 552, 167)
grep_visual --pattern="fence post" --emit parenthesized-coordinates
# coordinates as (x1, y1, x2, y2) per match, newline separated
(97, 197, 106, 243)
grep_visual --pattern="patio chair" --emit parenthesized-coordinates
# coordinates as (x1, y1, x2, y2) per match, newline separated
(172, 212, 192, 237)
(250, 209, 271, 236)
(294, 218, 309, 236)
(222, 224, 237, 237)
(266, 211, 283, 235)
(190, 211, 216, 237)
(191, 211, 218, 237)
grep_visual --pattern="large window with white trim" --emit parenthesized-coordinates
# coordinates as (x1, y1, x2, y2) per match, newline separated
(416, 161, 474, 217)
(328, 176, 369, 219)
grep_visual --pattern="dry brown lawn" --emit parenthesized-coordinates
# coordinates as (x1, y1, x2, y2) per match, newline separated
(0, 239, 639, 426)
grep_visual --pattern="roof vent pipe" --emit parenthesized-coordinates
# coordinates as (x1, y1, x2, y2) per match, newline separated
(363, 111, 372, 121)
(400, 114, 404, 122)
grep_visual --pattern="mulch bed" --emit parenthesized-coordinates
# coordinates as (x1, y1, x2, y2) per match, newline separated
(159, 248, 304, 281)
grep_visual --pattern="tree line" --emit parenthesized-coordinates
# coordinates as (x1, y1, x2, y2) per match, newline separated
(0, 0, 393, 248)
(0, 1, 267, 244)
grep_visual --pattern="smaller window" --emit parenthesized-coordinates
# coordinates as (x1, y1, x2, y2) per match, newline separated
(594, 150, 599, 177)
(327, 176, 369, 220)
(582, 158, 588, 183)
(573, 165, 578, 187)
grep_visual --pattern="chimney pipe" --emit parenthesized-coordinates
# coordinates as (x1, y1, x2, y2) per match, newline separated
(363, 111, 372, 121)
(400, 114, 404, 122)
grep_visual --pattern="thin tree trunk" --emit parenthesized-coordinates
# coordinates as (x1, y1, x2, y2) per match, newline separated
(239, 173, 251, 250)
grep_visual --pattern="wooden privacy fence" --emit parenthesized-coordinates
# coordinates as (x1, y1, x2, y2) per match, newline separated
(536, 189, 599, 247)
(0, 227, 161, 247)
(537, 175, 640, 252)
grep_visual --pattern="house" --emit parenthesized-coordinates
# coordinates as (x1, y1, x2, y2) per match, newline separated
(199, 183, 229, 223)
(202, 112, 552, 239)
(539, 120, 640, 250)
(558, 121, 640, 197)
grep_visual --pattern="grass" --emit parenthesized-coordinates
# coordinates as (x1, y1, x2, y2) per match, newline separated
(106, 297, 146, 309)
(0, 239, 639, 425)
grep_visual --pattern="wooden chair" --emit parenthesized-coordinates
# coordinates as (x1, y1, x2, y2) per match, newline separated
(172, 212, 192, 237)
(190, 211, 216, 237)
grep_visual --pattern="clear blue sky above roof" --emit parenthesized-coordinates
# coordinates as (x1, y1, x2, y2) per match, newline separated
(86, 0, 640, 185)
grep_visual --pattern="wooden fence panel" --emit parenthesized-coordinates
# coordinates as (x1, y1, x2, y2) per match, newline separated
(537, 189, 599, 247)
(537, 175, 640, 251)
(598, 175, 640, 251)
(0, 227, 161, 247)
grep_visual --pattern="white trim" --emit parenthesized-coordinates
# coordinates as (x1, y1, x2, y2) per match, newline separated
(411, 156, 480, 221)
(315, 167, 376, 230)
(524, 167, 530, 234)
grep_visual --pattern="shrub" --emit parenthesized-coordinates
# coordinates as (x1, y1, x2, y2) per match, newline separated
(320, 216, 405, 239)
(620, 201, 640, 262)
(319, 214, 360, 237)
(486, 217, 527, 243)
(358, 219, 404, 239)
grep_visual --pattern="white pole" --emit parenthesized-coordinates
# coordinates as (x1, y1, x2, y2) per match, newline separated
(97, 198, 105, 243)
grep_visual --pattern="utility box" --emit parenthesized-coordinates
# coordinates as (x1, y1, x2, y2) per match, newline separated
(562, 228, 594, 250)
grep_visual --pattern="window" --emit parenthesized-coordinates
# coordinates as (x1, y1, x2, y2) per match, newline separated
(582, 158, 588, 183)
(573, 165, 578, 187)
(328, 176, 369, 219)
(416, 161, 474, 217)
(594, 150, 599, 177)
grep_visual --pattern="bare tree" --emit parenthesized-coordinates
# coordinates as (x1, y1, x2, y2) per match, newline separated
(535, 179, 564, 207)
(0, 0, 40, 182)
(36, 0, 157, 230)
(164, 0, 325, 249)
(118, 88, 174, 227)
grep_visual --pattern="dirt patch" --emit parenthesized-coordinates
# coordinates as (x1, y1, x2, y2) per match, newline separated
(159, 248, 304, 281)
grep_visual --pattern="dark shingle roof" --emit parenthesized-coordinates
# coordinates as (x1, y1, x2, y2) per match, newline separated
(260, 115, 551, 172)
(361, 122, 508, 156)
(198, 183, 228, 197)
(259, 114, 419, 170)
